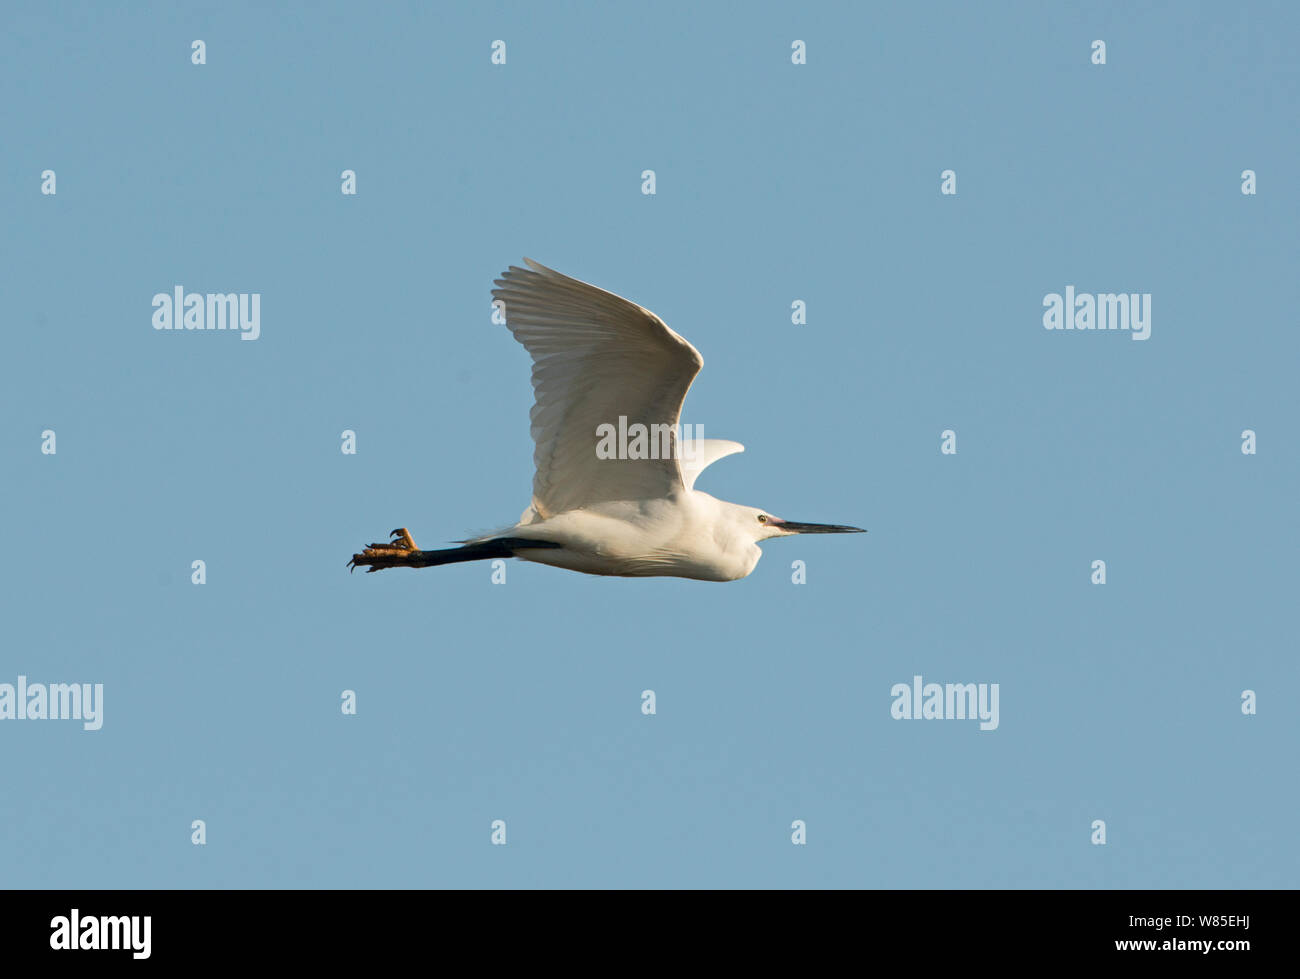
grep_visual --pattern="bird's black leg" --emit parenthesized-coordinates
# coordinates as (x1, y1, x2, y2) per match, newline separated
(348, 530, 563, 574)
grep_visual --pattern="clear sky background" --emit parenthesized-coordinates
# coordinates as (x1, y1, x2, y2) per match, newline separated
(2, 1, 1296, 888)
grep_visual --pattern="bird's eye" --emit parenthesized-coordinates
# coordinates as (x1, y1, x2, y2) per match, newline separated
(757, 514, 768, 523)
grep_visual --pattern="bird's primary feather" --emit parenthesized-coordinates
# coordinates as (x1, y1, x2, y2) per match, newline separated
(492, 258, 705, 517)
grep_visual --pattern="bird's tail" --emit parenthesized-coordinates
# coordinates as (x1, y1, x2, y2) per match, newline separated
(410, 537, 562, 567)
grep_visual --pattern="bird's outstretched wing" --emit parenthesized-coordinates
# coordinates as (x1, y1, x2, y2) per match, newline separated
(493, 258, 704, 517)
(679, 439, 745, 491)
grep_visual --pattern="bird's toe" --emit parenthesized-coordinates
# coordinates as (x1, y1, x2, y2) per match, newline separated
(349, 528, 419, 573)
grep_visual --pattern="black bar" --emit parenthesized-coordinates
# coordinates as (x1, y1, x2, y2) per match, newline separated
(0, 889, 1272, 965)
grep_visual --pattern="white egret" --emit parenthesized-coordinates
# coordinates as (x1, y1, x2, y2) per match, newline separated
(349, 259, 864, 582)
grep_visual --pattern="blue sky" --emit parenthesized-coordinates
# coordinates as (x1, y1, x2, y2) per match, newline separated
(2, 1, 1296, 888)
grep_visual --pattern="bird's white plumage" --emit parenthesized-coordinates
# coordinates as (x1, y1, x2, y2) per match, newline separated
(352, 259, 862, 582)
(493, 258, 708, 516)
(679, 439, 745, 490)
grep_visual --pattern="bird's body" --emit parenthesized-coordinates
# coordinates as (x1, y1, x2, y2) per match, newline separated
(349, 260, 863, 582)
(506, 493, 764, 582)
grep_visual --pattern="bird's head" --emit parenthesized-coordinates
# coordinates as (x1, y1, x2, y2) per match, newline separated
(733, 504, 866, 543)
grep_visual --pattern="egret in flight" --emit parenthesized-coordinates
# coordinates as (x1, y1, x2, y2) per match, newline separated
(349, 259, 864, 581)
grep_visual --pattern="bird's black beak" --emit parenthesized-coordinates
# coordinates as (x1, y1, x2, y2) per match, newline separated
(775, 520, 866, 534)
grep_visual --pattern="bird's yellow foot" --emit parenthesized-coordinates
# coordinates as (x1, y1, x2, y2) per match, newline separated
(348, 528, 421, 573)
